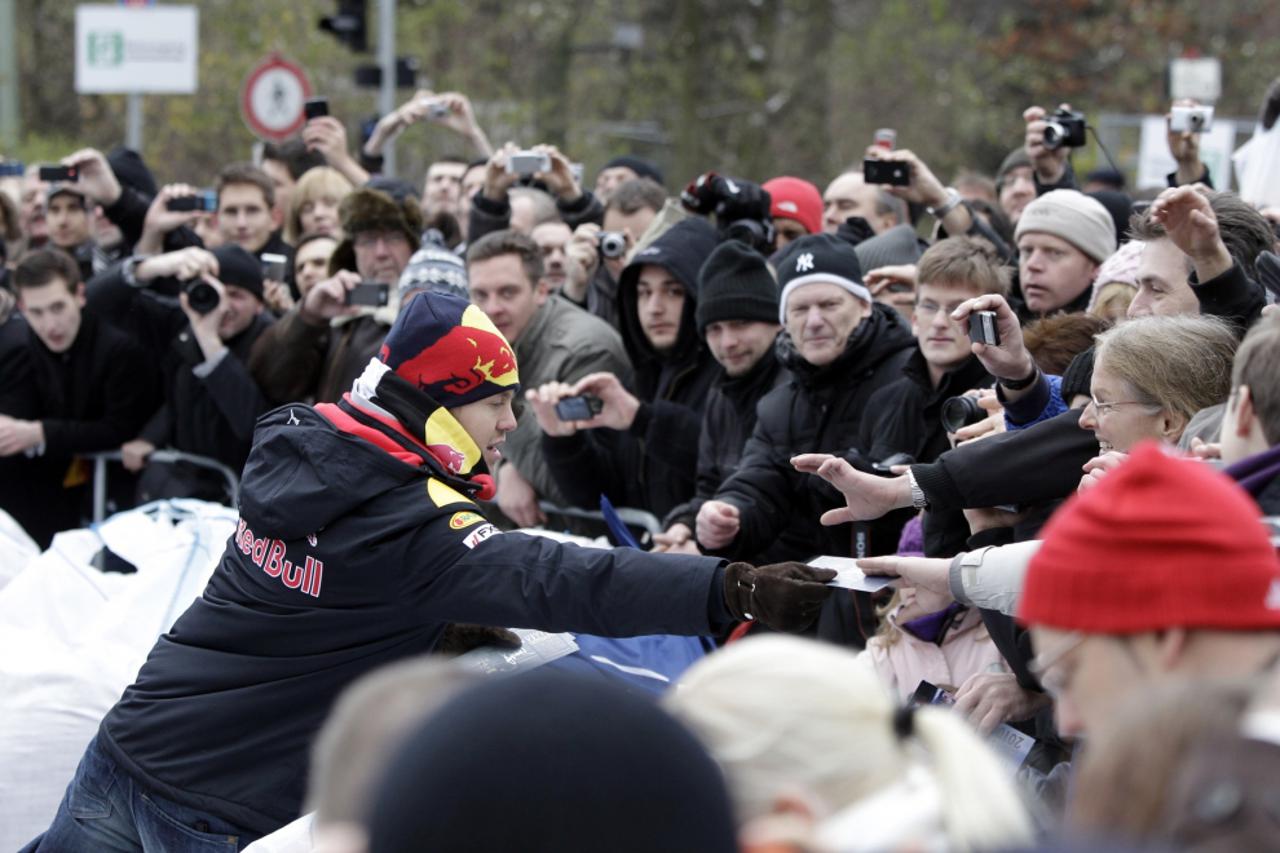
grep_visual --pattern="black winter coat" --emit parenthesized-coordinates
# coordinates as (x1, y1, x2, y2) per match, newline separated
(99, 400, 731, 837)
(663, 348, 790, 532)
(3, 311, 158, 545)
(711, 303, 917, 562)
(542, 219, 721, 519)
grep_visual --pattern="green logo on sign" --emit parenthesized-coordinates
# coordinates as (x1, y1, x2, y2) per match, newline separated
(87, 31, 124, 67)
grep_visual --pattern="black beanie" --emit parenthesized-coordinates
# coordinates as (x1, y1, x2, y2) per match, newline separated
(213, 245, 264, 302)
(367, 668, 738, 853)
(1060, 346, 1096, 405)
(603, 155, 664, 187)
(695, 240, 779, 333)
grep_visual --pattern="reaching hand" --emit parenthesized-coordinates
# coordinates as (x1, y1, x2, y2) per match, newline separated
(141, 185, 207, 246)
(722, 561, 836, 632)
(482, 143, 521, 202)
(1149, 186, 1230, 274)
(696, 500, 741, 551)
(791, 454, 913, 525)
(863, 147, 948, 208)
(857, 554, 954, 596)
(563, 223, 602, 301)
(302, 116, 353, 168)
(121, 438, 156, 473)
(532, 144, 582, 202)
(1078, 450, 1129, 492)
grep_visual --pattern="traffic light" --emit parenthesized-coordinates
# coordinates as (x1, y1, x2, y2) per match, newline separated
(319, 0, 368, 53)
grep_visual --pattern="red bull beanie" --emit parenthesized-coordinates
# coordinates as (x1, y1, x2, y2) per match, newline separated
(1018, 442, 1280, 634)
(378, 291, 520, 408)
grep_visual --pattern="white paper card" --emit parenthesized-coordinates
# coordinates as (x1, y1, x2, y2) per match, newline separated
(808, 556, 894, 593)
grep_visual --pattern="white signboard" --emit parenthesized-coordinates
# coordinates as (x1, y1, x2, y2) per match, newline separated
(75, 5, 198, 94)
(1135, 115, 1238, 191)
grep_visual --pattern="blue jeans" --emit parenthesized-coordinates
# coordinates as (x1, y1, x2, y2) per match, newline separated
(21, 735, 254, 852)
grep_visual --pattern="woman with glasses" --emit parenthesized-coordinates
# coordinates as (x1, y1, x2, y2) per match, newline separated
(1076, 314, 1237, 489)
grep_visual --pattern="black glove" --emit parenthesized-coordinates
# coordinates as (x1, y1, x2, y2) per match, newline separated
(723, 562, 836, 632)
(835, 215, 876, 248)
(436, 623, 523, 657)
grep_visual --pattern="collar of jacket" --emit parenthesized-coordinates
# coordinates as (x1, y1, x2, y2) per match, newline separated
(718, 336, 785, 404)
(1225, 443, 1280, 499)
(901, 350, 994, 405)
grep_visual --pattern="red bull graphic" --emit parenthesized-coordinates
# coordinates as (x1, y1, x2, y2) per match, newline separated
(428, 443, 468, 474)
(385, 305, 519, 399)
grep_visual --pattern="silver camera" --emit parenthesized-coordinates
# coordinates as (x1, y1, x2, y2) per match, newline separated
(1170, 105, 1214, 133)
(598, 231, 627, 259)
(507, 150, 551, 176)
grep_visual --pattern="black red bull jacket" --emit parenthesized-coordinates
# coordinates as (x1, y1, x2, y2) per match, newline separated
(98, 400, 732, 836)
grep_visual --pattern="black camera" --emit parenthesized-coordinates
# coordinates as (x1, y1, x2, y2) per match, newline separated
(680, 172, 776, 254)
(38, 165, 78, 182)
(598, 231, 627, 260)
(304, 98, 330, 120)
(940, 395, 985, 434)
(967, 311, 1000, 346)
(1042, 108, 1087, 150)
(555, 394, 603, 422)
(863, 159, 910, 186)
(184, 279, 221, 315)
(166, 190, 218, 212)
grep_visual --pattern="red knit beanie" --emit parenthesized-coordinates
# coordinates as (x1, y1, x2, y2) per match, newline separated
(763, 176, 823, 235)
(1018, 442, 1280, 633)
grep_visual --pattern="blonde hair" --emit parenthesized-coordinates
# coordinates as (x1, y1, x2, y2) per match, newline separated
(287, 166, 355, 244)
(663, 636, 1034, 851)
(1095, 314, 1237, 432)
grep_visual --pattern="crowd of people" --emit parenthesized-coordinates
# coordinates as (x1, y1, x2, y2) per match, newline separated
(4, 72, 1280, 852)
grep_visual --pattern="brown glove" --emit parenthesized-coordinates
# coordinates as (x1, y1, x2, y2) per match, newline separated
(723, 562, 836, 632)
(436, 623, 523, 656)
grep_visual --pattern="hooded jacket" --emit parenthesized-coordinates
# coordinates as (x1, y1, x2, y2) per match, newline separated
(542, 219, 721, 518)
(98, 382, 730, 836)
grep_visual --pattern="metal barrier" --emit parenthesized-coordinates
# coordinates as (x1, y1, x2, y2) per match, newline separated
(86, 451, 241, 525)
(537, 501, 662, 535)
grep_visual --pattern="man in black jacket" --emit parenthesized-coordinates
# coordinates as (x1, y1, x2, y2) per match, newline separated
(0, 249, 156, 545)
(533, 218, 721, 520)
(697, 233, 916, 561)
(105, 245, 274, 501)
(858, 237, 1005, 466)
(655, 240, 787, 553)
(27, 291, 834, 850)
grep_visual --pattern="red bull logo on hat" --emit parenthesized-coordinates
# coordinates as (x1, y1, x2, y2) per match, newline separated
(382, 302, 520, 404)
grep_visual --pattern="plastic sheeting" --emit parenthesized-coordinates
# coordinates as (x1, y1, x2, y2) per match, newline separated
(0, 500, 235, 851)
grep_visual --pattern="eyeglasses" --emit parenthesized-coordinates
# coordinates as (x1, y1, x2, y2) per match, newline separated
(354, 231, 410, 250)
(1027, 632, 1085, 696)
(1085, 397, 1161, 418)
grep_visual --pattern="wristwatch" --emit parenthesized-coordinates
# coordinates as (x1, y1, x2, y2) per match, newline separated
(1000, 364, 1040, 392)
(906, 468, 928, 510)
(927, 187, 963, 219)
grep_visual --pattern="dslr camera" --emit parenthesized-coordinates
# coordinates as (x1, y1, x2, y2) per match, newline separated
(680, 172, 775, 254)
(1042, 107, 1087, 150)
(940, 395, 985, 434)
(184, 278, 221, 316)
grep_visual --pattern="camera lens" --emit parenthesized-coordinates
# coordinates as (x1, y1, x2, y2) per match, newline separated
(1042, 121, 1065, 150)
(598, 232, 627, 259)
(940, 396, 985, 434)
(184, 280, 220, 315)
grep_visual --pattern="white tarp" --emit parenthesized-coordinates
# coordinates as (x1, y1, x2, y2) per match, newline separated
(0, 500, 234, 850)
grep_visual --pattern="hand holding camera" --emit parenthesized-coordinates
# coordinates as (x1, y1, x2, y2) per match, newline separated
(299, 270, 363, 326)
(1023, 104, 1079, 184)
(139, 184, 209, 254)
(563, 372, 640, 431)
(61, 149, 122, 206)
(302, 115, 355, 171)
(949, 294, 1035, 390)
(526, 381, 582, 438)
(528, 145, 583, 203)
(136, 246, 219, 286)
(482, 142, 523, 202)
